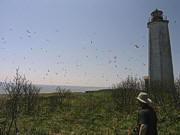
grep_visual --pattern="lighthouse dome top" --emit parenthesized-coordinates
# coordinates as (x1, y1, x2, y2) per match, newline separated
(151, 9, 163, 16)
(151, 9, 164, 22)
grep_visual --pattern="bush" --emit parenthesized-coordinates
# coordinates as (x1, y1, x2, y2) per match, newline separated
(56, 86, 72, 107)
(175, 76, 180, 93)
(111, 76, 145, 113)
(0, 69, 40, 135)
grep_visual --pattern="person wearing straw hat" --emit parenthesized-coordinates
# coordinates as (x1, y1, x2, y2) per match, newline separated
(135, 92, 158, 135)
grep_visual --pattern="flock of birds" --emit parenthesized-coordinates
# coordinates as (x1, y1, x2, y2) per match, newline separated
(0, 26, 155, 85)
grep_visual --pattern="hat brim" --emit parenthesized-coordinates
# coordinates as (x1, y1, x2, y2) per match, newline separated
(137, 97, 152, 104)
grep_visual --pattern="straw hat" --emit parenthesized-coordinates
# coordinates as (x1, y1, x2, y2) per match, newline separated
(136, 92, 152, 104)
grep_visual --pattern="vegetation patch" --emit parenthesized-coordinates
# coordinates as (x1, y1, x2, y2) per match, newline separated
(0, 72, 179, 134)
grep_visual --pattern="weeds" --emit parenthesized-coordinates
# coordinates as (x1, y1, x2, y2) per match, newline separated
(0, 72, 179, 134)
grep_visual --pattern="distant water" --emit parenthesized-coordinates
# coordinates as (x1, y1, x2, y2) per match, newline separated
(36, 84, 109, 93)
(0, 83, 109, 94)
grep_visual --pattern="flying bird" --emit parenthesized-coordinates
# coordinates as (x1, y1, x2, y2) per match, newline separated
(55, 29, 59, 32)
(45, 39, 49, 42)
(26, 30, 31, 33)
(134, 44, 140, 48)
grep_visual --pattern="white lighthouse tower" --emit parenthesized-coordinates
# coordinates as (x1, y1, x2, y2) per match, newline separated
(147, 9, 174, 90)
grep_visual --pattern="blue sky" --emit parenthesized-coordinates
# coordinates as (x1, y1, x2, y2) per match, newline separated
(0, 0, 180, 87)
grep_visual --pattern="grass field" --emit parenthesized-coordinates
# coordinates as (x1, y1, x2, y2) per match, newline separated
(0, 89, 177, 135)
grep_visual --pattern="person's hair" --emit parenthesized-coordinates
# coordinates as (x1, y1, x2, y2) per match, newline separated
(141, 103, 149, 109)
(140, 102, 155, 113)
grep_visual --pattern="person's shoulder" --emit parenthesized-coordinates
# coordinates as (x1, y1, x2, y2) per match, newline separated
(139, 108, 150, 115)
(139, 108, 149, 112)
